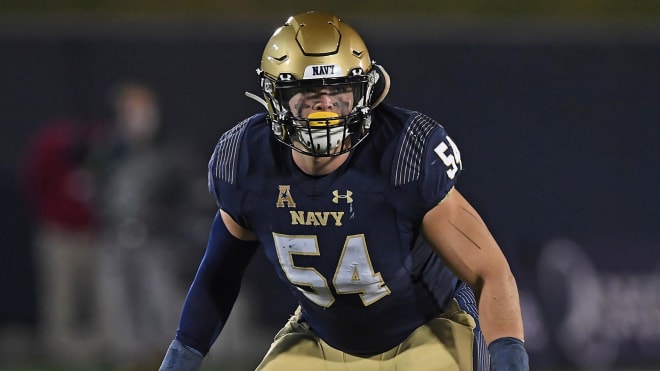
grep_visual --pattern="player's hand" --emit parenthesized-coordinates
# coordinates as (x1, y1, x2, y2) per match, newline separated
(488, 337, 529, 371)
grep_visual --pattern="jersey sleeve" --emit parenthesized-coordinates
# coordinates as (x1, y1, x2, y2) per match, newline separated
(419, 121, 463, 208)
(392, 112, 463, 212)
(207, 117, 252, 228)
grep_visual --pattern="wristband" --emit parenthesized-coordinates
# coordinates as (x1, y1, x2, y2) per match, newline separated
(159, 339, 204, 371)
(488, 337, 529, 371)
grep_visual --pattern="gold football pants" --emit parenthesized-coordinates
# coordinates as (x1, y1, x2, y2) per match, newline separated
(256, 299, 476, 371)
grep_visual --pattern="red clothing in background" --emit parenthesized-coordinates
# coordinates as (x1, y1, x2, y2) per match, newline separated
(22, 118, 96, 231)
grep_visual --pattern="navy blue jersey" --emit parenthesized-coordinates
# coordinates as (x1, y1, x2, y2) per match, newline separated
(208, 103, 464, 354)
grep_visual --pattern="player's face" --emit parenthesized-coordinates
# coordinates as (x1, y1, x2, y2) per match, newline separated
(287, 86, 354, 119)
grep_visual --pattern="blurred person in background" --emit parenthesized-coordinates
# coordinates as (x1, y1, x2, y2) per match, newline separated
(20, 116, 101, 365)
(93, 81, 205, 369)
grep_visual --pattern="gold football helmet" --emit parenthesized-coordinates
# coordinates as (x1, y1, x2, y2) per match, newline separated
(257, 11, 379, 157)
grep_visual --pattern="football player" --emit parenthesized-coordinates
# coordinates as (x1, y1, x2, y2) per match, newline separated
(160, 11, 528, 371)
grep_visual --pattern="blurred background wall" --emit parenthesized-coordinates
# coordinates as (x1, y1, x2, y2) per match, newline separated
(1, 1, 659, 370)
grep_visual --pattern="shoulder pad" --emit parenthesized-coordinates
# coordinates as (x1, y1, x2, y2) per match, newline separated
(208, 117, 250, 187)
(392, 112, 444, 186)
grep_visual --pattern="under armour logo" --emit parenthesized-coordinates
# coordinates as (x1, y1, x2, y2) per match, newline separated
(332, 190, 353, 204)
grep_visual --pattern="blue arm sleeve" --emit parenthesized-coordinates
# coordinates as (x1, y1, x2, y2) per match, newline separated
(174, 210, 259, 355)
(488, 337, 529, 371)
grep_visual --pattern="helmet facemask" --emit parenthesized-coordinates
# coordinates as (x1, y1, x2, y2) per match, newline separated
(261, 69, 376, 157)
